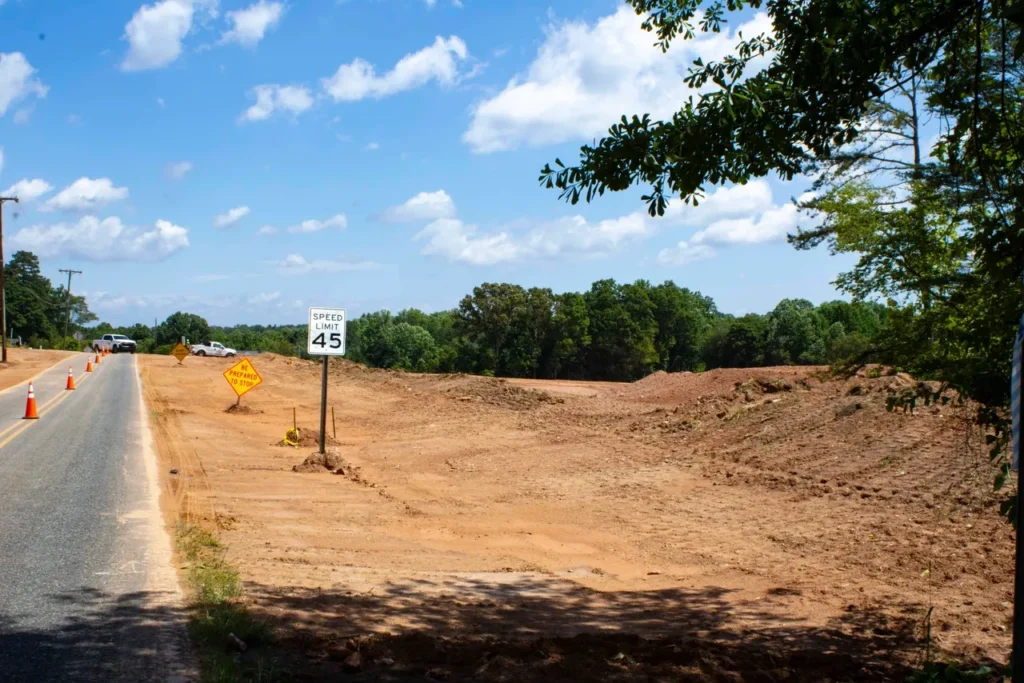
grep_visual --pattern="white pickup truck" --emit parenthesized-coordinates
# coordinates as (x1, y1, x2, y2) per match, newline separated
(93, 333, 137, 354)
(190, 341, 237, 357)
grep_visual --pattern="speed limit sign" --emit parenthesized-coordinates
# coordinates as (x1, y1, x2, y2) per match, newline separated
(307, 307, 347, 356)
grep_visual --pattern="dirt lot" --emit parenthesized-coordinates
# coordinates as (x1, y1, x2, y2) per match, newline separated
(0, 347, 76, 392)
(139, 354, 1013, 681)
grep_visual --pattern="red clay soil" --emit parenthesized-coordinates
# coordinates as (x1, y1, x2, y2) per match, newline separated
(140, 354, 1012, 682)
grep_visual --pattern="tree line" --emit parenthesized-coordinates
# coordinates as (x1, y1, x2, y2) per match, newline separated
(32, 277, 886, 385)
(343, 280, 887, 381)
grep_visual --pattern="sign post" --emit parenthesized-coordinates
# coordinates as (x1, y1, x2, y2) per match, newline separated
(1012, 308, 1023, 682)
(307, 307, 346, 455)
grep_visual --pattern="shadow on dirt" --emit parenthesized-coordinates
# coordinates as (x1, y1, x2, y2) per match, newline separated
(0, 579, 998, 682)
(240, 575, 953, 682)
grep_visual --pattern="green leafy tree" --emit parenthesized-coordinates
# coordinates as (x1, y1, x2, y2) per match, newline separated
(382, 323, 438, 372)
(457, 283, 531, 376)
(703, 314, 767, 369)
(4, 251, 55, 342)
(551, 293, 591, 379)
(650, 281, 715, 371)
(158, 312, 210, 346)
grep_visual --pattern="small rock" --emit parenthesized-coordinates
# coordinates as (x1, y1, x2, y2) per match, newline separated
(169, 469, 179, 475)
(426, 668, 451, 680)
(343, 651, 362, 672)
(378, 657, 395, 667)
(227, 632, 247, 652)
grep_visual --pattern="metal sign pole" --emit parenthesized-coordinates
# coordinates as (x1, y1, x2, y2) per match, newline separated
(319, 355, 328, 455)
(1013, 282, 1023, 681)
(1015, 328, 1023, 682)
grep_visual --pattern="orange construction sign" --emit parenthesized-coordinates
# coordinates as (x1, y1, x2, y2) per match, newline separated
(223, 357, 263, 398)
(171, 343, 189, 363)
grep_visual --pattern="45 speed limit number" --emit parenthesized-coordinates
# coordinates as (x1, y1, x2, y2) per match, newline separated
(308, 307, 347, 355)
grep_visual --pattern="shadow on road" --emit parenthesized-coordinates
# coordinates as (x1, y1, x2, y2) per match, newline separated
(0, 588, 188, 683)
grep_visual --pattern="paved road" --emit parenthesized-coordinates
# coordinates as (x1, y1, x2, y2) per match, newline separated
(0, 353, 191, 682)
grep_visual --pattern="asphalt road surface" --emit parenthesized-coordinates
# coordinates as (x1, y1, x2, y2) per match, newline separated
(0, 353, 192, 682)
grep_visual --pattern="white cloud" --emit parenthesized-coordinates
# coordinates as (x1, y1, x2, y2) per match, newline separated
(656, 241, 715, 266)
(286, 214, 347, 233)
(247, 291, 280, 304)
(2, 178, 53, 202)
(13, 106, 32, 124)
(405, 189, 651, 265)
(42, 177, 129, 212)
(379, 190, 455, 222)
(0, 52, 48, 117)
(463, 6, 773, 153)
(277, 253, 377, 274)
(193, 273, 230, 282)
(256, 224, 277, 235)
(691, 203, 801, 245)
(86, 290, 233, 312)
(221, 1, 283, 47)
(654, 183, 804, 264)
(213, 205, 250, 228)
(411, 181, 801, 266)
(164, 160, 193, 180)
(663, 181, 775, 226)
(121, 0, 218, 72)
(321, 35, 469, 102)
(416, 212, 651, 266)
(157, 97, 166, 107)
(11, 216, 189, 261)
(240, 84, 313, 122)
(364, 142, 380, 151)
(415, 219, 521, 265)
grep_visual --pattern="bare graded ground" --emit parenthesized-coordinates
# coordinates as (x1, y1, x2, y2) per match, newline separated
(139, 354, 1013, 682)
(0, 347, 76, 392)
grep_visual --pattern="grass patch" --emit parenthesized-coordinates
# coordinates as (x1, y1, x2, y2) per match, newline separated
(176, 522, 279, 682)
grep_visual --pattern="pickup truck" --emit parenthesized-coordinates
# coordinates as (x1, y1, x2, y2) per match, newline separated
(190, 341, 237, 357)
(93, 333, 137, 354)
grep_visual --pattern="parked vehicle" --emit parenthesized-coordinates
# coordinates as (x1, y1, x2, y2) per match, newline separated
(92, 333, 137, 354)
(190, 341, 237, 357)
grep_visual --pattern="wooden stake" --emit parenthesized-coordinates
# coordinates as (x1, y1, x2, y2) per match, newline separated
(332, 406, 336, 440)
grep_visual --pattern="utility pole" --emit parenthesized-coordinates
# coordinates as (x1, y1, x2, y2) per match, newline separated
(0, 196, 20, 363)
(59, 269, 83, 349)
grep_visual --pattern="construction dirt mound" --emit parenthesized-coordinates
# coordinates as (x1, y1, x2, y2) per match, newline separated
(292, 449, 359, 475)
(224, 403, 263, 415)
(436, 376, 565, 410)
(616, 366, 821, 404)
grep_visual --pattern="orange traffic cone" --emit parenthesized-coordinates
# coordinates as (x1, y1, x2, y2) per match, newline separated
(23, 382, 39, 419)
(95, 352, 101, 365)
(86, 359, 93, 373)
(66, 366, 76, 391)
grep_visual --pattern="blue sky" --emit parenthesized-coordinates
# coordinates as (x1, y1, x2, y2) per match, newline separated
(0, 0, 854, 326)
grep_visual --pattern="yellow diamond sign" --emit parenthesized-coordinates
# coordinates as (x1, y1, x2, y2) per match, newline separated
(171, 342, 189, 362)
(223, 357, 263, 398)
